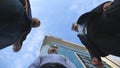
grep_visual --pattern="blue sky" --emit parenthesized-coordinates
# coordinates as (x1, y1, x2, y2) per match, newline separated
(0, 0, 119, 68)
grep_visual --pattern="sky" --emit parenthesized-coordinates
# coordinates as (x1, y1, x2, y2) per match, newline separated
(0, 0, 119, 68)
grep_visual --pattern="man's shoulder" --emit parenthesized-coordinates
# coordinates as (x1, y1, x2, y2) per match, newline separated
(77, 12, 101, 25)
(46, 54, 65, 57)
(56, 54, 66, 57)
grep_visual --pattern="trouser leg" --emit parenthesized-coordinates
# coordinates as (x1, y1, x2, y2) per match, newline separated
(0, 0, 24, 49)
(77, 35, 108, 61)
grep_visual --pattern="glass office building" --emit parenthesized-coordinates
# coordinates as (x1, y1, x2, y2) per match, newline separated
(40, 35, 120, 68)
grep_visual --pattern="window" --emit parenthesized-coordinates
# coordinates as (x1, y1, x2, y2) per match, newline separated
(76, 53, 112, 68)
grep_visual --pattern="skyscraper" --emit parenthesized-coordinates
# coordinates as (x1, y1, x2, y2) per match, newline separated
(40, 35, 120, 68)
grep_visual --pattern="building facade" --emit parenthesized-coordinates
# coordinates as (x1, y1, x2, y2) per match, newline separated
(40, 35, 120, 68)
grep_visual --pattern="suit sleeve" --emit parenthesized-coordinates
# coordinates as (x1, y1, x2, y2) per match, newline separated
(28, 56, 41, 68)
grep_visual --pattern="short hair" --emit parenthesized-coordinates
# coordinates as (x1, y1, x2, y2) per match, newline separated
(72, 23, 78, 32)
(32, 18, 40, 27)
(48, 46, 58, 54)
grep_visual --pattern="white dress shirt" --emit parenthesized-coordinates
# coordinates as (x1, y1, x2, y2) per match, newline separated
(28, 54, 76, 68)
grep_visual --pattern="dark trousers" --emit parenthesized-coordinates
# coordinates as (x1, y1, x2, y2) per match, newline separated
(0, 0, 24, 49)
(40, 63, 66, 68)
(78, 34, 108, 61)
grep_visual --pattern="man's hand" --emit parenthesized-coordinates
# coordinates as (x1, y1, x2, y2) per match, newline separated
(103, 1, 112, 11)
(92, 57, 104, 68)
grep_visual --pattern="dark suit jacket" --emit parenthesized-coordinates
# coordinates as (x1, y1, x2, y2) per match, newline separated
(77, 0, 120, 59)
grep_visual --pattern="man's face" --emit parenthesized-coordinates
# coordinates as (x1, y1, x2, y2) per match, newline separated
(32, 18, 40, 27)
(48, 47, 57, 54)
(72, 23, 78, 32)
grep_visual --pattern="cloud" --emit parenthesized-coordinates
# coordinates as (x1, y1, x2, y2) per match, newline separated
(69, 0, 92, 14)
(69, 0, 111, 15)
